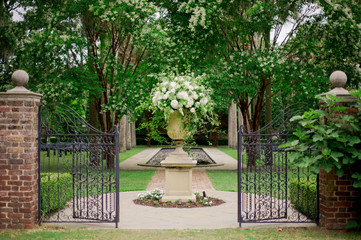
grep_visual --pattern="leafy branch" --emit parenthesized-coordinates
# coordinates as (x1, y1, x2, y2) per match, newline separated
(280, 91, 361, 188)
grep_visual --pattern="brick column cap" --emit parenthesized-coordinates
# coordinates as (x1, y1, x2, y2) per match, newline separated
(0, 91, 42, 98)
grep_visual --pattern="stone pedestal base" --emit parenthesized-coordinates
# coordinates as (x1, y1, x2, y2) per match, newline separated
(161, 144, 196, 202)
(161, 167, 196, 202)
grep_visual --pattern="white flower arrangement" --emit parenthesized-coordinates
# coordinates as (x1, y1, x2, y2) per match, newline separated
(150, 73, 215, 131)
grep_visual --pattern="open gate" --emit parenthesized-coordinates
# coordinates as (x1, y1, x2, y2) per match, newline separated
(238, 104, 319, 226)
(38, 104, 119, 228)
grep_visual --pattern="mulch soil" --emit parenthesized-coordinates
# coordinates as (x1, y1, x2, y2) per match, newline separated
(133, 196, 225, 208)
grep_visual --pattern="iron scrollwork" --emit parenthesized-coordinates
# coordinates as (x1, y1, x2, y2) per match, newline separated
(238, 104, 318, 226)
(38, 103, 120, 228)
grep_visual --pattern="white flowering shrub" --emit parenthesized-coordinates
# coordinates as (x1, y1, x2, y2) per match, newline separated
(150, 73, 217, 136)
(193, 192, 214, 206)
(137, 188, 164, 201)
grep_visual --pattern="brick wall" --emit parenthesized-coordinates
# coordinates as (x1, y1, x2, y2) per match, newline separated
(0, 94, 41, 229)
(317, 70, 360, 230)
(319, 168, 360, 230)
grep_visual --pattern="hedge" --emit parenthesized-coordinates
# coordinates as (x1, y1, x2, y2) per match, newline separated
(40, 173, 72, 216)
(289, 178, 318, 221)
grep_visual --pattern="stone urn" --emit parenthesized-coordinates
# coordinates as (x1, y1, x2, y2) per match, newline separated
(167, 110, 187, 141)
(161, 111, 197, 201)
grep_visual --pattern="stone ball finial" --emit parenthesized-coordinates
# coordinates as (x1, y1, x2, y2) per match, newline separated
(11, 70, 29, 87)
(330, 70, 347, 88)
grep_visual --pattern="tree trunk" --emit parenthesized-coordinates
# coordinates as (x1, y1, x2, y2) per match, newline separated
(228, 101, 237, 149)
(238, 83, 266, 168)
(145, 110, 152, 147)
(105, 151, 115, 169)
(238, 107, 243, 129)
(238, 107, 244, 146)
(213, 127, 219, 147)
(89, 94, 99, 166)
(119, 115, 127, 153)
(126, 115, 132, 150)
(265, 77, 272, 128)
(131, 122, 136, 148)
(265, 77, 273, 166)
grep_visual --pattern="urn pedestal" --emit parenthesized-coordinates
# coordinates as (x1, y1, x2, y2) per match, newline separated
(161, 111, 196, 202)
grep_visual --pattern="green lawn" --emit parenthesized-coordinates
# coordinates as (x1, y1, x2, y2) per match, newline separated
(207, 169, 316, 196)
(0, 226, 359, 240)
(207, 170, 238, 192)
(40, 146, 148, 173)
(119, 170, 155, 191)
(217, 146, 238, 160)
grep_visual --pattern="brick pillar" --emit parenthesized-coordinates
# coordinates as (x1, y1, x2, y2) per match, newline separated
(0, 70, 42, 229)
(318, 70, 360, 230)
(319, 168, 360, 229)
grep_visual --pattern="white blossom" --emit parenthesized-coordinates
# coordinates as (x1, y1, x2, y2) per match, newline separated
(171, 99, 179, 109)
(150, 73, 215, 131)
(200, 97, 208, 105)
(170, 82, 177, 88)
(186, 98, 194, 108)
(177, 91, 189, 100)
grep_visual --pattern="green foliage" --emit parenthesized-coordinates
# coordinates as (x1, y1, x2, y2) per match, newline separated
(316, 0, 361, 88)
(137, 188, 164, 201)
(281, 91, 361, 188)
(156, 0, 336, 133)
(40, 173, 72, 216)
(346, 215, 361, 230)
(3, 0, 169, 135)
(289, 178, 318, 221)
(136, 100, 169, 145)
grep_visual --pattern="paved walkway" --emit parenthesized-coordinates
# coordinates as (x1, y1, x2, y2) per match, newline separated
(48, 190, 316, 229)
(45, 148, 316, 229)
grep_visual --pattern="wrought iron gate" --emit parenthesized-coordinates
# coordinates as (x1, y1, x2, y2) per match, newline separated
(238, 105, 319, 226)
(38, 104, 119, 228)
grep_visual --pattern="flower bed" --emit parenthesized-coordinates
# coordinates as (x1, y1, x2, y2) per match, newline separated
(133, 189, 225, 208)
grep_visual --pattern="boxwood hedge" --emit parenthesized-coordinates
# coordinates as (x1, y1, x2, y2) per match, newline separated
(289, 178, 318, 221)
(40, 173, 72, 216)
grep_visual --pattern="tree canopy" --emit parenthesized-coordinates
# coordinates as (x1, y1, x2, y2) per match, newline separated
(1, 0, 360, 135)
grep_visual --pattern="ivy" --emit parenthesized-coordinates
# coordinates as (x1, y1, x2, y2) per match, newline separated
(280, 90, 361, 188)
